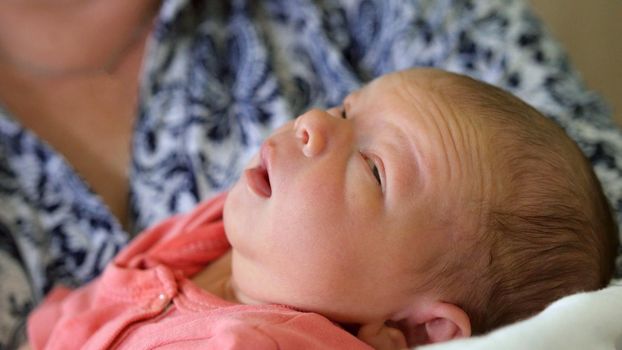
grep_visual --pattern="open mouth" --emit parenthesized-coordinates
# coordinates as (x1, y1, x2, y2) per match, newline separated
(244, 146, 272, 198)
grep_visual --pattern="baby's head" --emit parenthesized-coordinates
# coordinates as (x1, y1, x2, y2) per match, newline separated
(411, 69, 619, 334)
(224, 68, 619, 346)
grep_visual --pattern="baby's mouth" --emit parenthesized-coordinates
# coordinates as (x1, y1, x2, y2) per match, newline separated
(244, 148, 272, 198)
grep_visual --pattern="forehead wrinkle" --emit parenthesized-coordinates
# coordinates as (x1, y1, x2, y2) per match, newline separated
(403, 77, 489, 234)
(429, 94, 464, 184)
(385, 125, 420, 205)
(354, 75, 428, 193)
(353, 97, 420, 207)
(401, 82, 458, 187)
(383, 86, 432, 196)
(444, 96, 492, 216)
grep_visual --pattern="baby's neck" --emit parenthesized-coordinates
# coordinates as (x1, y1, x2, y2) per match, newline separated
(191, 250, 240, 303)
(192, 251, 365, 339)
(192, 250, 277, 306)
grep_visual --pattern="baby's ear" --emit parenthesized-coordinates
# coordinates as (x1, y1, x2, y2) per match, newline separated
(396, 302, 471, 346)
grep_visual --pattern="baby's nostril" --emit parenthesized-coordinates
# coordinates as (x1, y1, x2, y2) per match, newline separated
(297, 129, 309, 144)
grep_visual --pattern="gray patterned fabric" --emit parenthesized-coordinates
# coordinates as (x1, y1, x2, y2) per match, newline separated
(1, 0, 620, 347)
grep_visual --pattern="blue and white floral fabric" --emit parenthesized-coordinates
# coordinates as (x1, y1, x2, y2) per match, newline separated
(1, 0, 621, 347)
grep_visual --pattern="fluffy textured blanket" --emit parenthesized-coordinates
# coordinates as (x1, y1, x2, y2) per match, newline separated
(420, 281, 622, 350)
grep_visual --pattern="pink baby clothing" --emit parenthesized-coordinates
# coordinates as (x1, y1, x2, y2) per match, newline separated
(27, 193, 371, 349)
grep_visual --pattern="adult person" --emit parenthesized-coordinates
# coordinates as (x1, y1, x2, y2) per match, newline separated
(1, 0, 621, 348)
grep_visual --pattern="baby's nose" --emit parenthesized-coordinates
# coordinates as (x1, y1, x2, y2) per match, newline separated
(294, 109, 332, 158)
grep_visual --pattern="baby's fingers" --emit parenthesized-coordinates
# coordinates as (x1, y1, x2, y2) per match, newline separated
(357, 322, 408, 350)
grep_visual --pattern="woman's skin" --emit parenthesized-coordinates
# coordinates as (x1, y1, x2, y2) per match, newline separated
(0, 0, 160, 229)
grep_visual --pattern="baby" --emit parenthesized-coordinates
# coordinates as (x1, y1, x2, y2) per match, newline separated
(25, 69, 618, 349)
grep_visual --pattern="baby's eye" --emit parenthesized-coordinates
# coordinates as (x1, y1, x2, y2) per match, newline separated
(341, 108, 347, 119)
(365, 156, 382, 187)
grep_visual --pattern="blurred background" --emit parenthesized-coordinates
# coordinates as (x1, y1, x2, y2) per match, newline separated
(529, 0, 622, 125)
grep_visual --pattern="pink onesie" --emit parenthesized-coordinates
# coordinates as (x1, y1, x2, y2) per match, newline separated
(27, 193, 371, 349)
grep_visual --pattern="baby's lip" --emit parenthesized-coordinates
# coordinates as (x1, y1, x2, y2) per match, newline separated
(244, 143, 272, 198)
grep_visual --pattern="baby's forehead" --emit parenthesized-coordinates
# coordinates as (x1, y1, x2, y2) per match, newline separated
(356, 70, 427, 96)
(374, 69, 456, 91)
(352, 70, 472, 116)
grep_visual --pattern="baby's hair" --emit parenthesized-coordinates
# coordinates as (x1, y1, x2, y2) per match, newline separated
(420, 69, 619, 334)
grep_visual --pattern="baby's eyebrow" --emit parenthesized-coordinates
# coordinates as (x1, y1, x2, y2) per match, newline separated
(342, 83, 368, 106)
(341, 96, 353, 111)
(381, 125, 425, 201)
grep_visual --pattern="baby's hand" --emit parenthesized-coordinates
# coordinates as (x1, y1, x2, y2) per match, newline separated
(357, 322, 408, 350)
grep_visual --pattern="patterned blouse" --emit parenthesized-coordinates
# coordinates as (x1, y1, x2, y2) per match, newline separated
(1, 0, 621, 347)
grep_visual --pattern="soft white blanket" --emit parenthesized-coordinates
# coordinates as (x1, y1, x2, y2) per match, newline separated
(419, 281, 622, 350)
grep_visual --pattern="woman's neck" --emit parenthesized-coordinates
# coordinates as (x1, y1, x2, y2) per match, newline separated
(0, 1, 160, 229)
(0, 0, 160, 78)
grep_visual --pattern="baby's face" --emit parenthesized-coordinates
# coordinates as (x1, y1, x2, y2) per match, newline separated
(224, 69, 491, 323)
